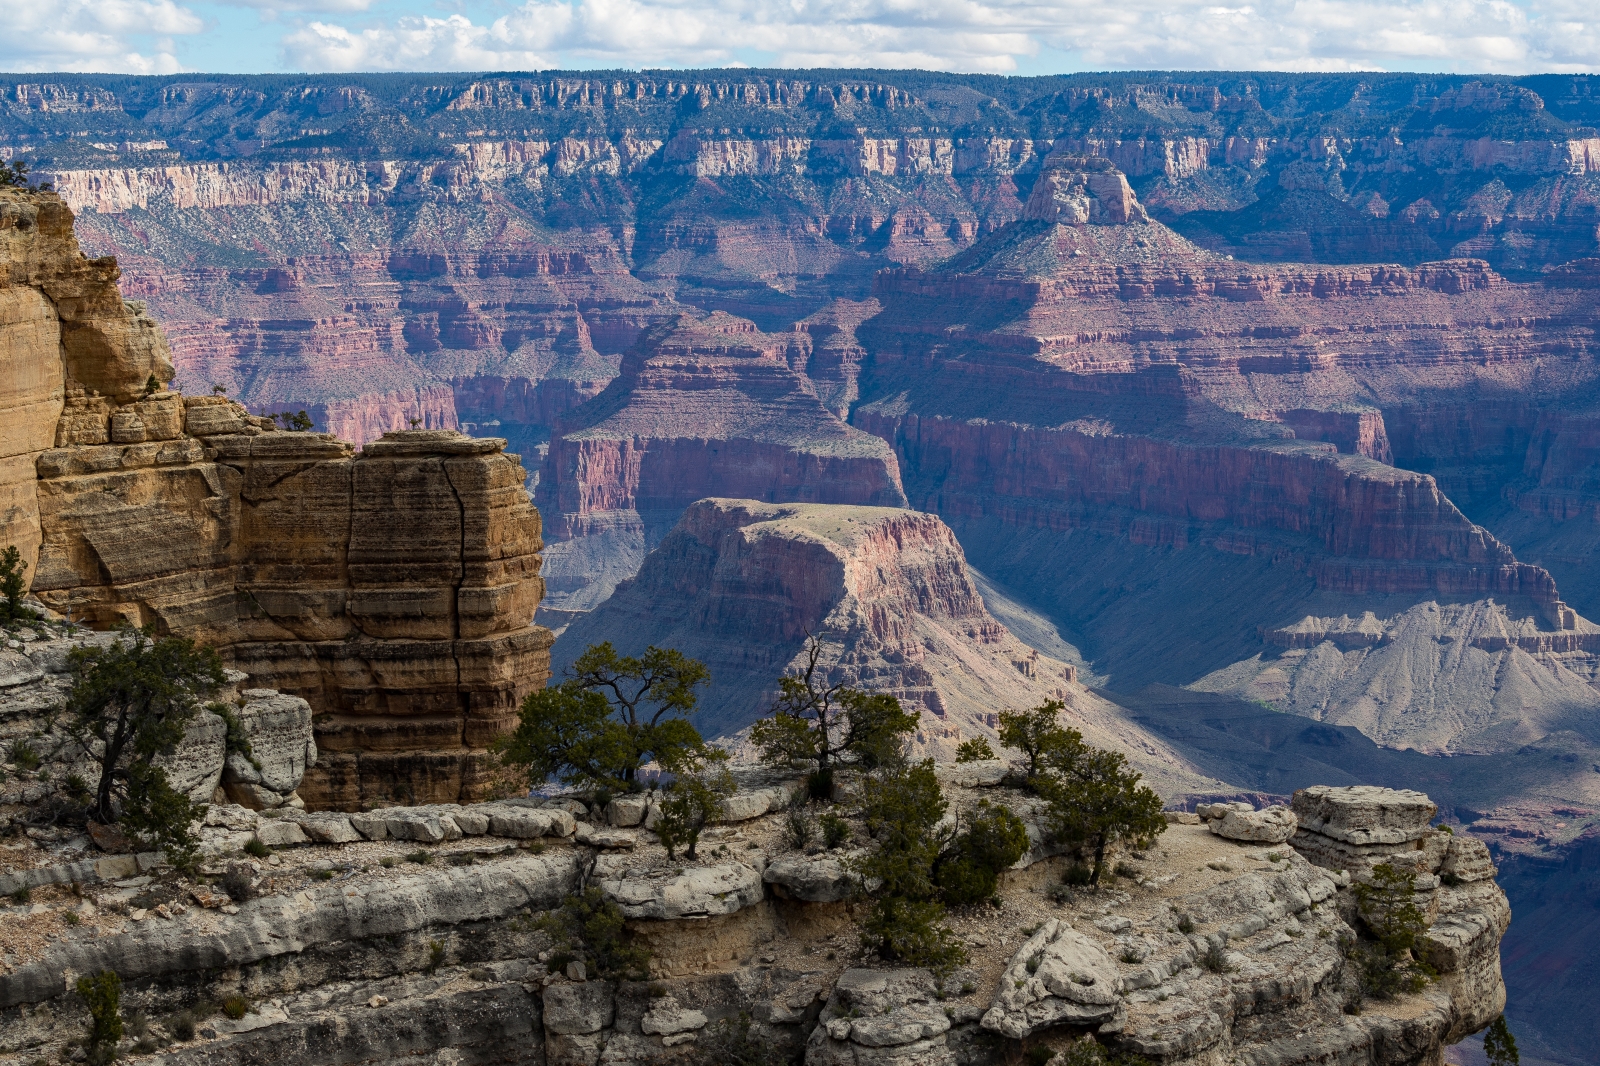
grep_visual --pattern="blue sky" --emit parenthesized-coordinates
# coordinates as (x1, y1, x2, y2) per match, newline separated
(2, 0, 1596, 76)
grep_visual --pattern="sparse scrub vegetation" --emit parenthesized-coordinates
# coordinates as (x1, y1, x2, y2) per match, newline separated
(955, 736, 994, 762)
(1347, 863, 1436, 1002)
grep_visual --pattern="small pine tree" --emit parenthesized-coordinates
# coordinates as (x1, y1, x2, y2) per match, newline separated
(1040, 745, 1166, 884)
(998, 700, 1087, 784)
(1484, 1015, 1519, 1066)
(655, 748, 735, 860)
(954, 736, 994, 762)
(0, 545, 32, 622)
(495, 642, 711, 791)
(75, 970, 123, 1065)
(64, 628, 225, 869)
(750, 637, 917, 792)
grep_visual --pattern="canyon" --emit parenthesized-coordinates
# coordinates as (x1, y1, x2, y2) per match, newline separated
(6, 69, 1600, 1062)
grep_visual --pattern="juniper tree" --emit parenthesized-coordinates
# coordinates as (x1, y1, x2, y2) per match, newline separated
(496, 642, 711, 791)
(751, 637, 917, 795)
(64, 628, 224, 868)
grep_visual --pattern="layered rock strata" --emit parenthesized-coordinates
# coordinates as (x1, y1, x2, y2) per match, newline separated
(555, 497, 1224, 795)
(1, 189, 554, 808)
(536, 313, 905, 612)
(0, 774, 1506, 1066)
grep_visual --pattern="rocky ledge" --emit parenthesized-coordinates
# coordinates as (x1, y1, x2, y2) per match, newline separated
(0, 773, 1505, 1066)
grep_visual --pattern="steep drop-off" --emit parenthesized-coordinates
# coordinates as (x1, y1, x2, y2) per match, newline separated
(535, 313, 905, 612)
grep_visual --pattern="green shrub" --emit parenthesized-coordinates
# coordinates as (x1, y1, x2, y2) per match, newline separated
(75, 971, 123, 1065)
(860, 896, 966, 976)
(955, 737, 995, 762)
(243, 838, 270, 859)
(405, 850, 432, 865)
(0, 545, 38, 623)
(1199, 941, 1233, 973)
(171, 1012, 197, 1041)
(934, 800, 1028, 905)
(655, 749, 735, 861)
(820, 812, 852, 849)
(537, 886, 650, 979)
(222, 996, 249, 1020)
(998, 701, 1084, 785)
(8, 739, 40, 772)
(426, 939, 446, 972)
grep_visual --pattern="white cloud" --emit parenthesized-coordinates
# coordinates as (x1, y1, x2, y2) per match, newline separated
(275, 0, 1600, 75)
(7, 0, 1600, 77)
(0, 0, 203, 73)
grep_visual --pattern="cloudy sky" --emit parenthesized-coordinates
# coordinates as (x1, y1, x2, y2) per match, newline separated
(2, 0, 1596, 76)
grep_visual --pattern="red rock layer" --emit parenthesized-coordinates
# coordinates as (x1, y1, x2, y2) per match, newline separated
(535, 311, 906, 609)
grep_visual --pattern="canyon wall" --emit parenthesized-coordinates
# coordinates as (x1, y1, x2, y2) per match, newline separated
(535, 312, 906, 612)
(7, 71, 1600, 456)
(2, 188, 554, 809)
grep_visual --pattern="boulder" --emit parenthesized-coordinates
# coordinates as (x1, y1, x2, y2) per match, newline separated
(155, 710, 228, 802)
(606, 794, 650, 827)
(806, 969, 955, 1066)
(222, 690, 316, 808)
(599, 862, 764, 919)
(574, 824, 637, 848)
(488, 805, 576, 839)
(292, 812, 361, 844)
(1440, 834, 1497, 883)
(763, 851, 865, 902)
(254, 820, 310, 848)
(349, 810, 390, 840)
(981, 918, 1122, 1038)
(1210, 805, 1297, 844)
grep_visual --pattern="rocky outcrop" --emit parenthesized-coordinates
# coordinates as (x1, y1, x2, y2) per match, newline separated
(536, 313, 906, 612)
(0, 770, 1504, 1066)
(1, 190, 555, 809)
(1, 628, 315, 815)
(554, 498, 1219, 793)
(1022, 156, 1150, 226)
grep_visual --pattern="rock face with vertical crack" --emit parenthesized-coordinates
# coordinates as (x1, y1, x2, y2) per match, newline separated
(1, 188, 554, 808)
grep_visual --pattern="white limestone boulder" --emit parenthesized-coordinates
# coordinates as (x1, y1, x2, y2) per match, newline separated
(981, 918, 1122, 1038)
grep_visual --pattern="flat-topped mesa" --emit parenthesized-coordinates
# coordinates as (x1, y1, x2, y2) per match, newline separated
(535, 311, 905, 613)
(555, 498, 1221, 795)
(3, 190, 554, 810)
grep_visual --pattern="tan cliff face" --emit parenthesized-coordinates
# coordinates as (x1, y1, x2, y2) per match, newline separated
(1, 187, 174, 576)
(1, 189, 553, 810)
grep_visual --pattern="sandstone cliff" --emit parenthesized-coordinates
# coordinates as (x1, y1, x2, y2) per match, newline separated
(536, 313, 906, 612)
(553, 498, 1221, 796)
(1, 189, 554, 809)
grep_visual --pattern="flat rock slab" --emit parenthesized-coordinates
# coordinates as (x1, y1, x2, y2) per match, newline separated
(1291, 785, 1436, 845)
(763, 851, 863, 902)
(599, 862, 764, 920)
(1210, 805, 1297, 844)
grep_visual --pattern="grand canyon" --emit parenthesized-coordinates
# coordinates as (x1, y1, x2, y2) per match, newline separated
(3, 69, 1599, 1064)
